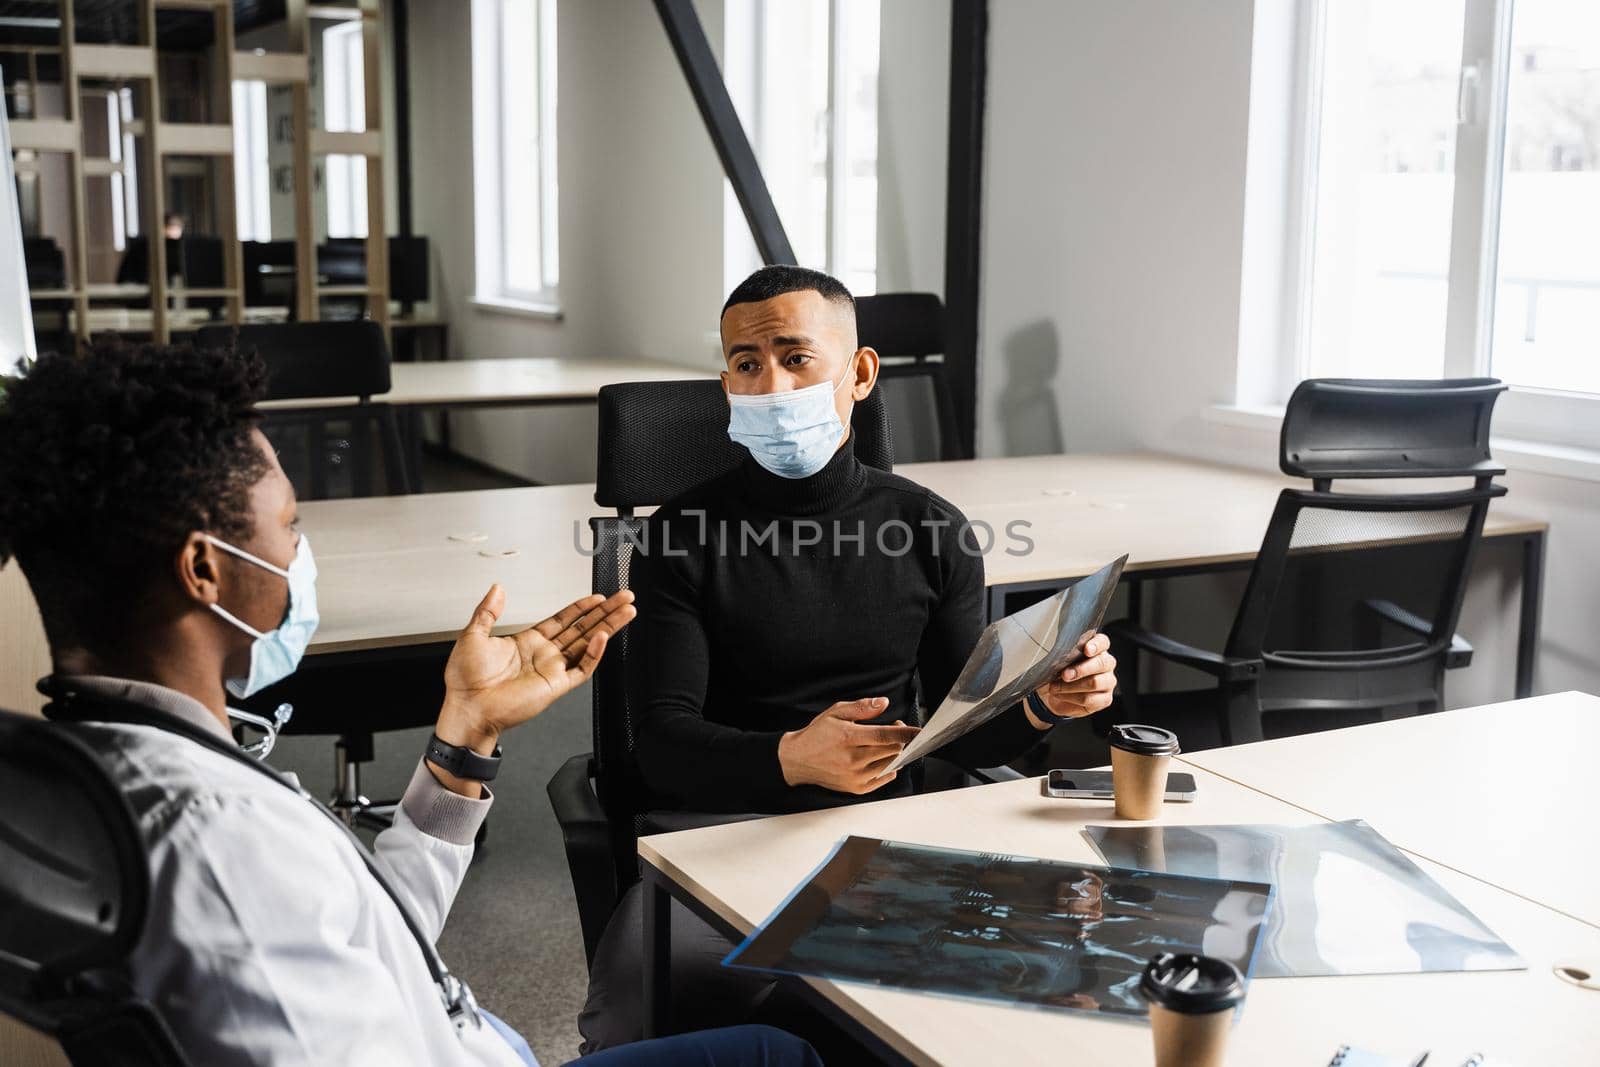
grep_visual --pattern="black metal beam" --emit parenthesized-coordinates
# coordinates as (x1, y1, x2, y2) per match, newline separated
(653, 0, 796, 266)
(393, 0, 413, 240)
(943, 0, 987, 460)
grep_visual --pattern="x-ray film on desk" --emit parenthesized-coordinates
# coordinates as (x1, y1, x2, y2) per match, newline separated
(884, 554, 1128, 775)
(723, 835, 1273, 1019)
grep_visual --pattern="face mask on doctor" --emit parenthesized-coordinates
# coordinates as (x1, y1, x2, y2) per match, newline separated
(726, 354, 859, 479)
(206, 532, 319, 700)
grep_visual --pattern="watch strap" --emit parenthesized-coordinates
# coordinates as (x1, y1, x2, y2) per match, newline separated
(425, 734, 503, 782)
(1026, 689, 1072, 725)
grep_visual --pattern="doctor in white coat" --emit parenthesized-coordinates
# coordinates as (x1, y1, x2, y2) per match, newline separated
(0, 339, 821, 1067)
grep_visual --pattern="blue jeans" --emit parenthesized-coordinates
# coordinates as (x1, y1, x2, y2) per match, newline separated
(565, 1025, 823, 1067)
(484, 1011, 540, 1066)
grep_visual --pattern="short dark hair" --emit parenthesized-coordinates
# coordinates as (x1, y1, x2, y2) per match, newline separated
(0, 340, 269, 654)
(721, 264, 856, 319)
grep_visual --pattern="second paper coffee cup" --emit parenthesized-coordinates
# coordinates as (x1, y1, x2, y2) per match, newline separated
(1108, 723, 1180, 820)
(1140, 952, 1245, 1067)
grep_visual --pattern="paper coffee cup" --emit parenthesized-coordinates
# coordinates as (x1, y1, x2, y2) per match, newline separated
(1108, 723, 1180, 820)
(1140, 952, 1244, 1067)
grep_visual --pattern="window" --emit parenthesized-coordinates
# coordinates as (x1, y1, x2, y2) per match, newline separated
(1283, 0, 1600, 449)
(1487, 2, 1600, 396)
(722, 0, 880, 296)
(232, 80, 271, 243)
(322, 19, 368, 240)
(472, 0, 560, 310)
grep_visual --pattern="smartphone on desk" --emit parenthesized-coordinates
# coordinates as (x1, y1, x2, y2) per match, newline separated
(1042, 769, 1198, 802)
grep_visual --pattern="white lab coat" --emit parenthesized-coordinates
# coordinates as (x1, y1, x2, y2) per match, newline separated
(61, 675, 526, 1067)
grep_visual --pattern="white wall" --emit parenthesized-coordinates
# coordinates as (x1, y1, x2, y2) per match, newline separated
(978, 0, 1600, 701)
(980, 0, 1256, 460)
(876, 0, 949, 296)
(408, 0, 727, 485)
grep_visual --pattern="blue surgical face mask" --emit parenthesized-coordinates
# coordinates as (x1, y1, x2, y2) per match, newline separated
(206, 533, 319, 699)
(727, 363, 856, 479)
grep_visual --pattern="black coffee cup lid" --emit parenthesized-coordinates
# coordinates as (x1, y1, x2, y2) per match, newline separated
(1139, 953, 1244, 1014)
(1109, 723, 1180, 756)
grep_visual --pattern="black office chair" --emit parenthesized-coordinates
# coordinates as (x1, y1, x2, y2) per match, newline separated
(548, 379, 1016, 964)
(197, 321, 422, 831)
(1103, 378, 1508, 749)
(0, 710, 188, 1067)
(196, 320, 410, 500)
(855, 293, 962, 462)
(23, 236, 67, 289)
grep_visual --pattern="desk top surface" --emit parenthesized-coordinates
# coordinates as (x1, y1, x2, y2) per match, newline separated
(259, 357, 716, 409)
(1181, 691, 1600, 929)
(638, 761, 1600, 1067)
(298, 452, 1544, 653)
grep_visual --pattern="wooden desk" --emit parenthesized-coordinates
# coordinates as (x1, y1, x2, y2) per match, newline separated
(637, 766, 1600, 1066)
(257, 356, 716, 411)
(292, 454, 1546, 699)
(261, 356, 717, 493)
(1180, 692, 1600, 930)
(0, 453, 1550, 711)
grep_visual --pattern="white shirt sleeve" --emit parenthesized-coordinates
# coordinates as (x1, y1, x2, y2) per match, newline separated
(370, 759, 493, 941)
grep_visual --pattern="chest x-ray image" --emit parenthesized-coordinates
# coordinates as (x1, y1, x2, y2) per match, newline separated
(885, 554, 1127, 775)
(1084, 820, 1523, 978)
(724, 835, 1273, 1019)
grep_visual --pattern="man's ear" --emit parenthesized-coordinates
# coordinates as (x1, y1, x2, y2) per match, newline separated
(176, 532, 223, 608)
(851, 346, 880, 400)
(720, 369, 731, 399)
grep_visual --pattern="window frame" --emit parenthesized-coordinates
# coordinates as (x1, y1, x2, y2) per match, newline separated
(1272, 0, 1600, 455)
(722, 0, 880, 296)
(471, 0, 560, 313)
(322, 18, 369, 240)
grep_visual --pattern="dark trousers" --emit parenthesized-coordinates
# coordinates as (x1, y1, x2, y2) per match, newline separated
(566, 1025, 821, 1067)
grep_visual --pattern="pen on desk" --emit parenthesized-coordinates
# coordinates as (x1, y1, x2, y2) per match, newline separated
(1409, 1055, 1429, 1067)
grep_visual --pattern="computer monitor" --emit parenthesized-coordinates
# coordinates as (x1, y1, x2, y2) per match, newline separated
(116, 235, 225, 290)
(388, 235, 430, 305)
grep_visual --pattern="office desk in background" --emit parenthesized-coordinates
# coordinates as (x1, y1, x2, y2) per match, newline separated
(294, 453, 1546, 688)
(260, 357, 718, 492)
(0, 453, 1550, 712)
(635, 714, 1600, 1065)
(1183, 690, 1600, 930)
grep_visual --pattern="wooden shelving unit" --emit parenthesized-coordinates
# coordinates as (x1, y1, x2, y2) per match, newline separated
(5, 0, 388, 346)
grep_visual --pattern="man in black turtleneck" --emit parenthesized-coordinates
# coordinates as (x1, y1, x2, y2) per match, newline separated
(579, 266, 1119, 1052)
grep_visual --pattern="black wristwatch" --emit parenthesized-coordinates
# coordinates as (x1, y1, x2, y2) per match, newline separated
(1026, 690, 1073, 725)
(425, 733, 503, 782)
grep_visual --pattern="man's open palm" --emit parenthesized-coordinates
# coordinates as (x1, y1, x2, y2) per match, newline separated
(443, 584, 636, 734)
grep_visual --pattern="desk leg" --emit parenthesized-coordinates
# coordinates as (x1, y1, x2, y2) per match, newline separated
(404, 408, 426, 494)
(1516, 530, 1545, 699)
(642, 869, 671, 1039)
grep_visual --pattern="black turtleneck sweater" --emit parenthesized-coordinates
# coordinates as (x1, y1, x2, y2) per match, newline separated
(630, 435, 1047, 813)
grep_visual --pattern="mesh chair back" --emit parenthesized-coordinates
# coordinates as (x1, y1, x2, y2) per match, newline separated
(1224, 380, 1507, 731)
(0, 712, 185, 1066)
(595, 379, 892, 510)
(195, 321, 406, 499)
(855, 292, 945, 358)
(194, 320, 392, 401)
(588, 381, 893, 871)
(856, 292, 957, 462)
(0, 712, 146, 979)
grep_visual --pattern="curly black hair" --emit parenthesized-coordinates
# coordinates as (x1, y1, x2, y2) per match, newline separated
(0, 339, 268, 655)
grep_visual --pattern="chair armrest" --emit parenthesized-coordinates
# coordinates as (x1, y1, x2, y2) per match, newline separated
(1102, 619, 1262, 682)
(545, 753, 620, 967)
(1360, 599, 1474, 669)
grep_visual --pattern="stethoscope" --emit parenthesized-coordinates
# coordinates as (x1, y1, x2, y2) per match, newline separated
(39, 678, 483, 1032)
